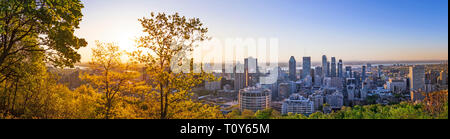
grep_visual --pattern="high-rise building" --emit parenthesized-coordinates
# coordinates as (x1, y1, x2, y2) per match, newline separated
(245, 57, 259, 87)
(302, 57, 311, 80)
(345, 66, 352, 78)
(346, 78, 357, 101)
(378, 65, 384, 78)
(314, 67, 323, 87)
(362, 66, 367, 83)
(239, 87, 271, 112)
(440, 71, 448, 86)
(360, 86, 367, 100)
(322, 55, 328, 77)
(409, 65, 425, 101)
(367, 63, 372, 72)
(281, 94, 314, 115)
(289, 56, 297, 81)
(409, 65, 425, 91)
(315, 66, 323, 77)
(327, 61, 331, 77)
(331, 57, 337, 77)
(338, 59, 343, 78)
(234, 64, 245, 91)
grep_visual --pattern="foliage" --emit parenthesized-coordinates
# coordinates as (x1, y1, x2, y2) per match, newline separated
(0, 0, 87, 80)
(130, 12, 217, 119)
(0, 6, 446, 120)
(255, 109, 281, 119)
(80, 41, 140, 119)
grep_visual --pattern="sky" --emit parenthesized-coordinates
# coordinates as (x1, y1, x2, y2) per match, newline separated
(75, 0, 448, 63)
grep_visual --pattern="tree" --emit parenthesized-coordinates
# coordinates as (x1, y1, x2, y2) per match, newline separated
(81, 41, 139, 119)
(131, 12, 216, 119)
(241, 109, 255, 119)
(0, 0, 88, 119)
(255, 109, 281, 119)
(226, 109, 241, 119)
(423, 90, 448, 118)
(0, 0, 87, 82)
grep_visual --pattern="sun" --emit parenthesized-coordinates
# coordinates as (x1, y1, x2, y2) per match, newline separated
(117, 35, 137, 52)
(111, 34, 138, 63)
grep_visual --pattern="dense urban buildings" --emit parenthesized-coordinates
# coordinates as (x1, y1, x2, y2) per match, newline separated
(194, 56, 447, 116)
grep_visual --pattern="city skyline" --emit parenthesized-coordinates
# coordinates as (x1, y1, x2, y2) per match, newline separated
(75, 0, 448, 63)
(1, 0, 448, 123)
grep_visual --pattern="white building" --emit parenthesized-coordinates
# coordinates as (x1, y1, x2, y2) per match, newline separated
(309, 93, 324, 112)
(281, 94, 314, 115)
(385, 78, 407, 94)
(239, 87, 272, 112)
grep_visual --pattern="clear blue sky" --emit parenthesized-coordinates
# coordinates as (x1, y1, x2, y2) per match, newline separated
(76, 0, 448, 63)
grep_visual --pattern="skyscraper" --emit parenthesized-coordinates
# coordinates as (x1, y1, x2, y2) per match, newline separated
(409, 65, 425, 101)
(440, 71, 448, 85)
(289, 56, 296, 81)
(378, 65, 383, 78)
(345, 66, 352, 78)
(302, 57, 311, 80)
(322, 55, 328, 77)
(362, 65, 366, 83)
(338, 59, 343, 78)
(234, 64, 245, 91)
(245, 57, 259, 87)
(409, 65, 425, 91)
(367, 63, 372, 72)
(314, 66, 323, 87)
(327, 61, 330, 77)
(346, 78, 357, 101)
(331, 57, 337, 77)
(315, 66, 323, 77)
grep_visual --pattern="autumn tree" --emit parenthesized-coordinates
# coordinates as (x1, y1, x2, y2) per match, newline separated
(423, 90, 448, 118)
(81, 41, 139, 119)
(0, 0, 87, 81)
(131, 12, 219, 119)
(0, 0, 87, 118)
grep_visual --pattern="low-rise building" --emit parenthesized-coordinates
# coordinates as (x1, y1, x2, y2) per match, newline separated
(281, 94, 314, 115)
